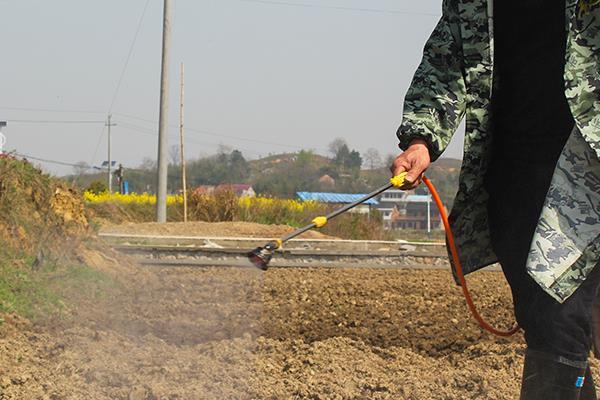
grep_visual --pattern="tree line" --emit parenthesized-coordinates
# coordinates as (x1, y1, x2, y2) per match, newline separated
(70, 138, 460, 207)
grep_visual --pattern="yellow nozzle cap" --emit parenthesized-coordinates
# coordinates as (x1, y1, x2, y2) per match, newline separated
(312, 216, 328, 228)
(390, 172, 409, 188)
(267, 239, 282, 250)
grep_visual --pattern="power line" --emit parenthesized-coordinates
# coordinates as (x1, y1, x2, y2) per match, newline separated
(114, 112, 329, 153)
(89, 125, 107, 167)
(14, 151, 136, 173)
(118, 121, 157, 135)
(13, 152, 188, 183)
(0, 106, 104, 114)
(90, 0, 152, 169)
(117, 121, 264, 157)
(112, 112, 156, 125)
(108, 0, 152, 113)
(4, 114, 265, 156)
(13, 152, 94, 169)
(234, 0, 439, 17)
(9, 119, 105, 124)
(4, 111, 323, 156)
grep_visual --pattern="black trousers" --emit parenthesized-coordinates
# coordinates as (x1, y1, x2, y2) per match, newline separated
(487, 159, 600, 362)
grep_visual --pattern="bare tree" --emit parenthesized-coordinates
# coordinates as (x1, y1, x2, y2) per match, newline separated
(364, 148, 382, 170)
(328, 137, 348, 158)
(139, 157, 157, 171)
(217, 143, 233, 155)
(169, 144, 180, 166)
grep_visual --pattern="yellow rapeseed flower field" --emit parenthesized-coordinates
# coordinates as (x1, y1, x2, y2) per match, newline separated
(237, 196, 318, 212)
(83, 191, 183, 205)
(84, 192, 320, 213)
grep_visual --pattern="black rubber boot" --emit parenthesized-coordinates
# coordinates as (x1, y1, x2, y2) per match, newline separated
(581, 366, 598, 400)
(520, 350, 588, 400)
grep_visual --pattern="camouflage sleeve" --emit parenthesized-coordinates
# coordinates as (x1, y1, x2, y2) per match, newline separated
(397, 0, 466, 161)
(565, 1, 600, 161)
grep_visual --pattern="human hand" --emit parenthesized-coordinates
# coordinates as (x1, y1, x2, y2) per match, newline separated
(389, 139, 431, 189)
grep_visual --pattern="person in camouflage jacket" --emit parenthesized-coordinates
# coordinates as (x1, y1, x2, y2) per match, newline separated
(391, 1, 600, 398)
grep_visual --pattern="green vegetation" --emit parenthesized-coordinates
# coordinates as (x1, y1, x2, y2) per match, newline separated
(86, 180, 108, 194)
(86, 189, 394, 241)
(0, 257, 115, 320)
(68, 139, 461, 209)
(0, 157, 113, 322)
(0, 260, 60, 318)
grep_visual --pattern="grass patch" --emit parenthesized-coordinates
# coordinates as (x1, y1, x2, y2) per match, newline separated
(0, 262, 58, 319)
(0, 157, 101, 323)
(0, 257, 117, 321)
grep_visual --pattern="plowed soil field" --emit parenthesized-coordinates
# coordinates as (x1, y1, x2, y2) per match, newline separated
(2, 263, 598, 399)
(100, 221, 339, 239)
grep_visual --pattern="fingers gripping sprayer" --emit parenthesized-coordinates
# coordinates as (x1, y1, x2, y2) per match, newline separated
(247, 173, 408, 270)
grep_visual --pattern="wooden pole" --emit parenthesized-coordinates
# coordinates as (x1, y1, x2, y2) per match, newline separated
(179, 62, 188, 222)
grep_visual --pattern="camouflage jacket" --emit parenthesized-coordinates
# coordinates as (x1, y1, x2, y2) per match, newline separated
(397, 0, 600, 302)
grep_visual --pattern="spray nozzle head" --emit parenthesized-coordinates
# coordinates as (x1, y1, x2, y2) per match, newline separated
(247, 240, 281, 271)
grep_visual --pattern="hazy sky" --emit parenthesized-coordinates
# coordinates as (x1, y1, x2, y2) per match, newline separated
(0, 0, 464, 176)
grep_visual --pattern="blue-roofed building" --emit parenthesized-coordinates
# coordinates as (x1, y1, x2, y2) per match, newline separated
(296, 192, 378, 214)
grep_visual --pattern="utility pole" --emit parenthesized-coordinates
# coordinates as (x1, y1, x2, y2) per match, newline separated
(106, 114, 117, 193)
(156, 0, 171, 223)
(179, 62, 188, 222)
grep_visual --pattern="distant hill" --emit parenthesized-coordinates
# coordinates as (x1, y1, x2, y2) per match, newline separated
(248, 152, 330, 173)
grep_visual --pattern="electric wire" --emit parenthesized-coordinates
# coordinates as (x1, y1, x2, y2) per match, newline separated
(14, 151, 151, 174)
(114, 112, 329, 153)
(117, 121, 264, 157)
(107, 0, 152, 113)
(8, 119, 105, 124)
(234, 0, 439, 17)
(13, 152, 91, 169)
(0, 106, 105, 114)
(89, 0, 152, 168)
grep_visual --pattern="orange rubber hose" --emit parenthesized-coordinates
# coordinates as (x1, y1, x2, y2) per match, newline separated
(422, 176, 520, 337)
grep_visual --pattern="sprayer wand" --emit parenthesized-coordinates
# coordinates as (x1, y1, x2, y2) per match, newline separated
(247, 173, 408, 270)
(247, 173, 519, 337)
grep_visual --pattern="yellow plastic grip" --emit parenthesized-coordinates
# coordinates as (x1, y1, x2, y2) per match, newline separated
(390, 172, 409, 188)
(274, 239, 283, 249)
(312, 216, 328, 228)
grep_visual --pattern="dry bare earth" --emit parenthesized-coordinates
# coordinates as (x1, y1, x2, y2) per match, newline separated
(99, 221, 339, 240)
(5, 260, 595, 400)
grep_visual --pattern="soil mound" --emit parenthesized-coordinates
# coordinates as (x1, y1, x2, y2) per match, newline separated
(0, 156, 88, 253)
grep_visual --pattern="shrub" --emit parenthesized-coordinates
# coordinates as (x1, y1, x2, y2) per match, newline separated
(84, 191, 392, 240)
(188, 188, 237, 222)
(86, 180, 108, 195)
